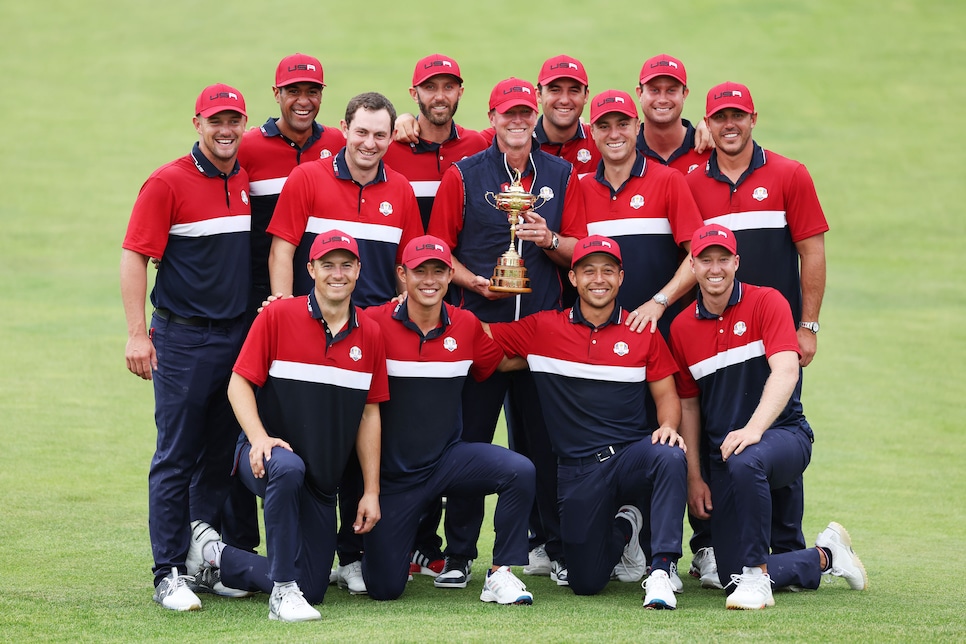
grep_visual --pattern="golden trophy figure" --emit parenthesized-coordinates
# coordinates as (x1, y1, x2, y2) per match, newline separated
(485, 170, 547, 293)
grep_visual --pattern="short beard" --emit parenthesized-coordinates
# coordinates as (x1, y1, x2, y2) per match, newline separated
(418, 98, 459, 127)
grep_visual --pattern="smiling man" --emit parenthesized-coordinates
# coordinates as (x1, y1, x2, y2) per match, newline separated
(121, 83, 251, 611)
(267, 92, 422, 304)
(383, 54, 487, 232)
(188, 231, 388, 622)
(427, 76, 586, 590)
(359, 235, 536, 605)
(669, 224, 865, 610)
(239, 53, 346, 321)
(485, 235, 688, 609)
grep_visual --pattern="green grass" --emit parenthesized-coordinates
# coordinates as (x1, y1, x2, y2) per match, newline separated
(1, 0, 965, 641)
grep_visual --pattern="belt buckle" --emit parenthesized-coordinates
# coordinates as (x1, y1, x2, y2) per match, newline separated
(595, 445, 616, 463)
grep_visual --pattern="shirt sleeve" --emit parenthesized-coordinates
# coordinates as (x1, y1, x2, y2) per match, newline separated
(645, 331, 679, 382)
(669, 316, 701, 399)
(785, 163, 829, 242)
(468, 312, 506, 382)
(266, 164, 313, 246)
(426, 165, 466, 250)
(488, 315, 538, 359)
(232, 306, 276, 387)
(558, 170, 587, 239)
(757, 288, 802, 359)
(666, 171, 705, 245)
(365, 322, 390, 404)
(122, 174, 175, 258)
(396, 185, 425, 264)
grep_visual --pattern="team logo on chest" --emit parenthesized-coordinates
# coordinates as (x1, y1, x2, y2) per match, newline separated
(379, 201, 393, 216)
(629, 194, 645, 210)
(320, 149, 333, 159)
(349, 346, 363, 361)
(576, 148, 591, 164)
(443, 337, 458, 352)
(539, 186, 555, 201)
(613, 341, 629, 357)
(733, 321, 747, 337)
(752, 187, 769, 202)
(241, 190, 249, 205)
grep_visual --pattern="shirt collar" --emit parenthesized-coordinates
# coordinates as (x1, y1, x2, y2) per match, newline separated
(592, 151, 647, 193)
(391, 298, 452, 340)
(533, 116, 588, 146)
(569, 301, 624, 329)
(307, 290, 359, 344)
(332, 148, 387, 185)
(706, 142, 766, 187)
(694, 280, 744, 319)
(190, 142, 240, 178)
(409, 121, 460, 154)
(259, 117, 324, 149)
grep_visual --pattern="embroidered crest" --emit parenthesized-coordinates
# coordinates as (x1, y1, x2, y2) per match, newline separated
(539, 186, 555, 201)
(320, 149, 333, 159)
(443, 337, 458, 352)
(613, 341, 629, 357)
(349, 346, 363, 361)
(630, 194, 645, 210)
(733, 321, 747, 337)
(241, 190, 249, 205)
(689, 163, 700, 174)
(379, 201, 393, 216)
(752, 187, 768, 202)
(576, 148, 591, 163)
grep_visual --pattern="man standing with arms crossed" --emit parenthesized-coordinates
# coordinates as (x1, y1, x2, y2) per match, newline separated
(670, 224, 864, 610)
(121, 83, 250, 611)
(428, 77, 586, 588)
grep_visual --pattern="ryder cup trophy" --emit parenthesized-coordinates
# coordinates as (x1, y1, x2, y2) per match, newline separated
(485, 170, 547, 293)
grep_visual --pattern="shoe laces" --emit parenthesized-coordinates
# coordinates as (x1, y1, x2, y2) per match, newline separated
(729, 571, 773, 593)
(442, 555, 469, 573)
(643, 569, 672, 592)
(166, 567, 195, 592)
(490, 567, 526, 591)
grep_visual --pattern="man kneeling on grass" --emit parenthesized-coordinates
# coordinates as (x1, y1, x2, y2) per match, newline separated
(485, 235, 690, 609)
(186, 231, 388, 622)
(360, 236, 536, 605)
(669, 224, 868, 610)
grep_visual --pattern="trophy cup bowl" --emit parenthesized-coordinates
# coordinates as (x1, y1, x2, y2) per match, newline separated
(485, 173, 545, 294)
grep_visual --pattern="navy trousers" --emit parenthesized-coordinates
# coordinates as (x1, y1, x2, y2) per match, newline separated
(148, 313, 244, 585)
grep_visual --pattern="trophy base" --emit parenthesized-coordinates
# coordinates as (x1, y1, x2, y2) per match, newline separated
(489, 283, 532, 294)
(489, 249, 531, 293)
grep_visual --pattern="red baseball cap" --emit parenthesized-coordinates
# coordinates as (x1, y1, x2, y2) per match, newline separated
(195, 83, 246, 118)
(538, 55, 588, 86)
(275, 53, 325, 87)
(705, 81, 755, 117)
(309, 230, 360, 261)
(691, 224, 738, 256)
(402, 235, 453, 269)
(590, 89, 638, 123)
(488, 77, 538, 113)
(412, 54, 462, 86)
(571, 235, 622, 268)
(639, 54, 687, 86)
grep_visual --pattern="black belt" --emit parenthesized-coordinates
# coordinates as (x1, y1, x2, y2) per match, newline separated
(558, 442, 634, 466)
(154, 308, 238, 328)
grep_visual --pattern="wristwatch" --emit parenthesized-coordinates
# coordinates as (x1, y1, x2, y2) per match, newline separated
(799, 321, 820, 334)
(652, 293, 669, 307)
(544, 232, 560, 251)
